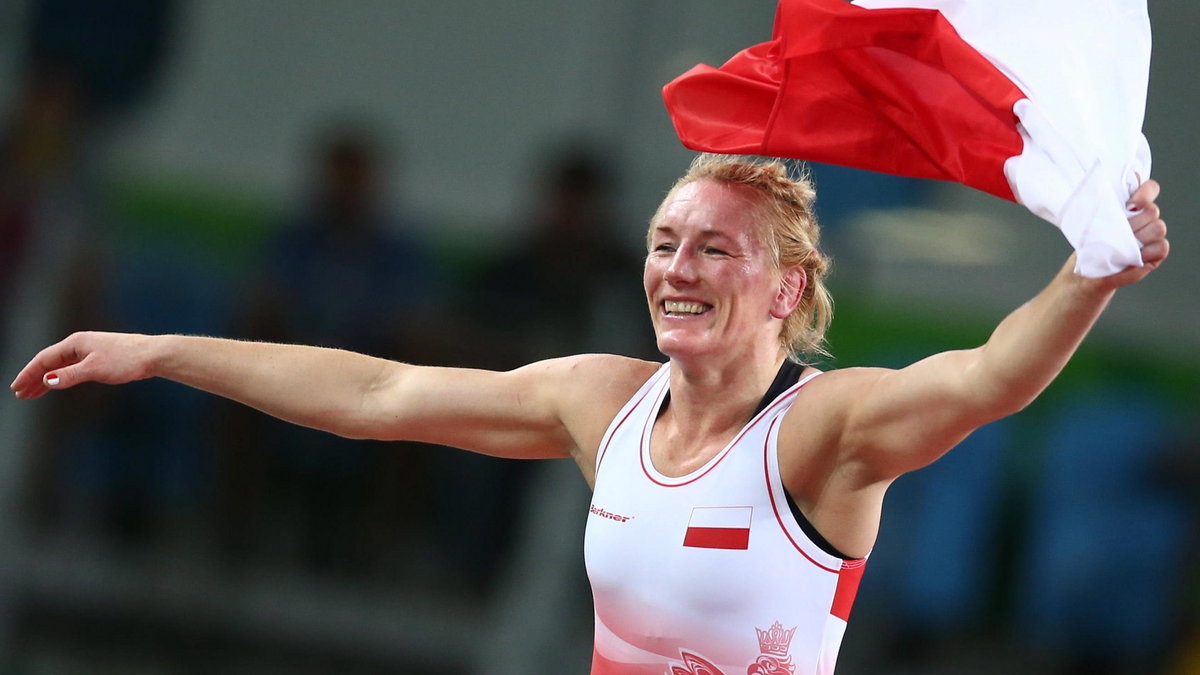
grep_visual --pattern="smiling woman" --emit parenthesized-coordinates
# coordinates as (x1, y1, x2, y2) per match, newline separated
(9, 153, 1169, 675)
(646, 155, 833, 362)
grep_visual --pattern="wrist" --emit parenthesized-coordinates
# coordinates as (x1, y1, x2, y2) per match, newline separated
(1057, 256, 1118, 306)
(138, 333, 174, 380)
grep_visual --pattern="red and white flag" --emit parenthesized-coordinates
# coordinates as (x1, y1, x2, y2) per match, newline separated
(683, 506, 753, 550)
(663, 0, 1151, 278)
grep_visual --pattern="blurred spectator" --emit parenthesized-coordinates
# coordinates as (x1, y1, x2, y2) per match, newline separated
(13, 0, 181, 540)
(0, 69, 79, 345)
(241, 124, 447, 356)
(3, 0, 178, 322)
(216, 122, 453, 580)
(471, 143, 653, 365)
(425, 143, 652, 596)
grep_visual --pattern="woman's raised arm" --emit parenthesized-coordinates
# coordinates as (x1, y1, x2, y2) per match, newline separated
(823, 179, 1169, 483)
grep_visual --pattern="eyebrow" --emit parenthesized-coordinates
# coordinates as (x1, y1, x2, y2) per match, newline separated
(650, 224, 732, 240)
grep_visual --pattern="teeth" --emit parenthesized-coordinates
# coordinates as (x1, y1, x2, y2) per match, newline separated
(665, 301, 709, 315)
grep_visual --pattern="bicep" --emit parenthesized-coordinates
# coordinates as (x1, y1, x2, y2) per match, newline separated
(364, 360, 577, 460)
(841, 349, 1008, 480)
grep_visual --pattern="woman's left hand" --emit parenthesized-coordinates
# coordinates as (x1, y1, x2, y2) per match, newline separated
(1100, 179, 1169, 289)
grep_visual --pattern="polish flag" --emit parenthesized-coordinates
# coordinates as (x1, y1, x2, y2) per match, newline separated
(663, 0, 1152, 278)
(684, 506, 753, 550)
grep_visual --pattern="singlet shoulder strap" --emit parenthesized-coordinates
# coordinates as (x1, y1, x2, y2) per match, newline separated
(756, 362, 855, 561)
(752, 360, 809, 417)
(594, 362, 670, 471)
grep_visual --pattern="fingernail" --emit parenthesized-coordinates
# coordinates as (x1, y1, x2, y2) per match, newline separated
(45, 374, 60, 386)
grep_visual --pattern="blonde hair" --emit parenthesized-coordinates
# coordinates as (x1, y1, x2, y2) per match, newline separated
(650, 154, 833, 361)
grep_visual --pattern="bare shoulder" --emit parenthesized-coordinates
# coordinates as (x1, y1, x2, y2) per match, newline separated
(520, 353, 658, 394)
(548, 353, 661, 418)
(778, 366, 895, 470)
(538, 354, 661, 483)
(792, 366, 894, 416)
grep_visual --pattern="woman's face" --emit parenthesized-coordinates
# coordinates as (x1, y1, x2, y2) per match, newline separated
(644, 180, 790, 364)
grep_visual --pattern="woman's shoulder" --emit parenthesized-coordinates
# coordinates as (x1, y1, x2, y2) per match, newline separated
(554, 353, 664, 389)
(513, 354, 662, 411)
(801, 364, 894, 391)
(780, 365, 896, 434)
(538, 355, 663, 479)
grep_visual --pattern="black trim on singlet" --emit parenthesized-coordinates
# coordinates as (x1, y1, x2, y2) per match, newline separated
(751, 360, 808, 417)
(754, 361, 855, 561)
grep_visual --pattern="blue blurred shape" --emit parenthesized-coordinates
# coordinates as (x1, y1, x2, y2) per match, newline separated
(1017, 387, 1190, 667)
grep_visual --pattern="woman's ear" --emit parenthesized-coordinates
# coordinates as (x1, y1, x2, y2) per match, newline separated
(771, 267, 806, 319)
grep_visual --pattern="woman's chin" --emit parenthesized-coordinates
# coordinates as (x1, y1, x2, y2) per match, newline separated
(656, 336, 715, 362)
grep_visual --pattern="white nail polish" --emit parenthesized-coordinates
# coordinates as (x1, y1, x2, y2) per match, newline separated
(46, 376, 60, 386)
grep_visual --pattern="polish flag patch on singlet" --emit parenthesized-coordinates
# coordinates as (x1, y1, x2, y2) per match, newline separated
(683, 506, 752, 550)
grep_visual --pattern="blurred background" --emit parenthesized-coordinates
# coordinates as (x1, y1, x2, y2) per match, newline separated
(0, 1, 1196, 673)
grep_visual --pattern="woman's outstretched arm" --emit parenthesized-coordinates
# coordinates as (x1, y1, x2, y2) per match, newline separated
(10, 333, 652, 464)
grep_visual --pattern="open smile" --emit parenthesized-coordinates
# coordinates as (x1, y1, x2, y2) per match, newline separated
(663, 300, 714, 317)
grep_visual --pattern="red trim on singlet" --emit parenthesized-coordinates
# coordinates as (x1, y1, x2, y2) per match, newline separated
(831, 558, 867, 621)
(639, 374, 817, 488)
(595, 372, 664, 473)
(762, 415, 840, 574)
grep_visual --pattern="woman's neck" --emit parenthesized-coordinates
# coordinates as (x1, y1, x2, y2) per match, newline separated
(657, 351, 787, 455)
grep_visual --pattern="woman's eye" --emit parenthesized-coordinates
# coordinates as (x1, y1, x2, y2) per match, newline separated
(704, 247, 728, 256)
(653, 244, 676, 252)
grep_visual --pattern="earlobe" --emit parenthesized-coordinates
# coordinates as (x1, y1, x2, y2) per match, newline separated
(771, 268, 806, 319)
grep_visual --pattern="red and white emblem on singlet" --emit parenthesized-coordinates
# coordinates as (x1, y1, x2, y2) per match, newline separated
(668, 651, 724, 675)
(666, 621, 797, 675)
(586, 363, 864, 675)
(747, 621, 798, 674)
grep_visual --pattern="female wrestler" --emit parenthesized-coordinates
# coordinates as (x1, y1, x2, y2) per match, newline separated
(11, 154, 1168, 674)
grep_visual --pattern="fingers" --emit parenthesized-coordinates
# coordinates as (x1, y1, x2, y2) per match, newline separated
(1140, 237, 1170, 266)
(1127, 178, 1160, 211)
(1126, 179, 1162, 235)
(1090, 180, 1169, 289)
(1128, 203, 1161, 232)
(1135, 217, 1167, 243)
(9, 335, 86, 400)
(1132, 215, 1167, 263)
(1124, 179, 1168, 266)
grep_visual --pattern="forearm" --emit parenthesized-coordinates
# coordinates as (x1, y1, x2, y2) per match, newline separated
(973, 177, 1169, 411)
(972, 255, 1115, 413)
(149, 335, 399, 438)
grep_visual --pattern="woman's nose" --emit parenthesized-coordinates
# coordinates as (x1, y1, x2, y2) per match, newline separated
(665, 249, 698, 284)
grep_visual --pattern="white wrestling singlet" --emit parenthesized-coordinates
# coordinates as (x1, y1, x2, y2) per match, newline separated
(585, 363, 866, 675)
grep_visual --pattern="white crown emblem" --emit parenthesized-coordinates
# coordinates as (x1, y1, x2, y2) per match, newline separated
(755, 621, 796, 657)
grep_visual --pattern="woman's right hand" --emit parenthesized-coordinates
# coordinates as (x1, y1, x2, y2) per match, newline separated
(10, 331, 157, 400)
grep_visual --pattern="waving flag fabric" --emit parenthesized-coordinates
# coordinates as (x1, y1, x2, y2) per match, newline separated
(663, 0, 1152, 278)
